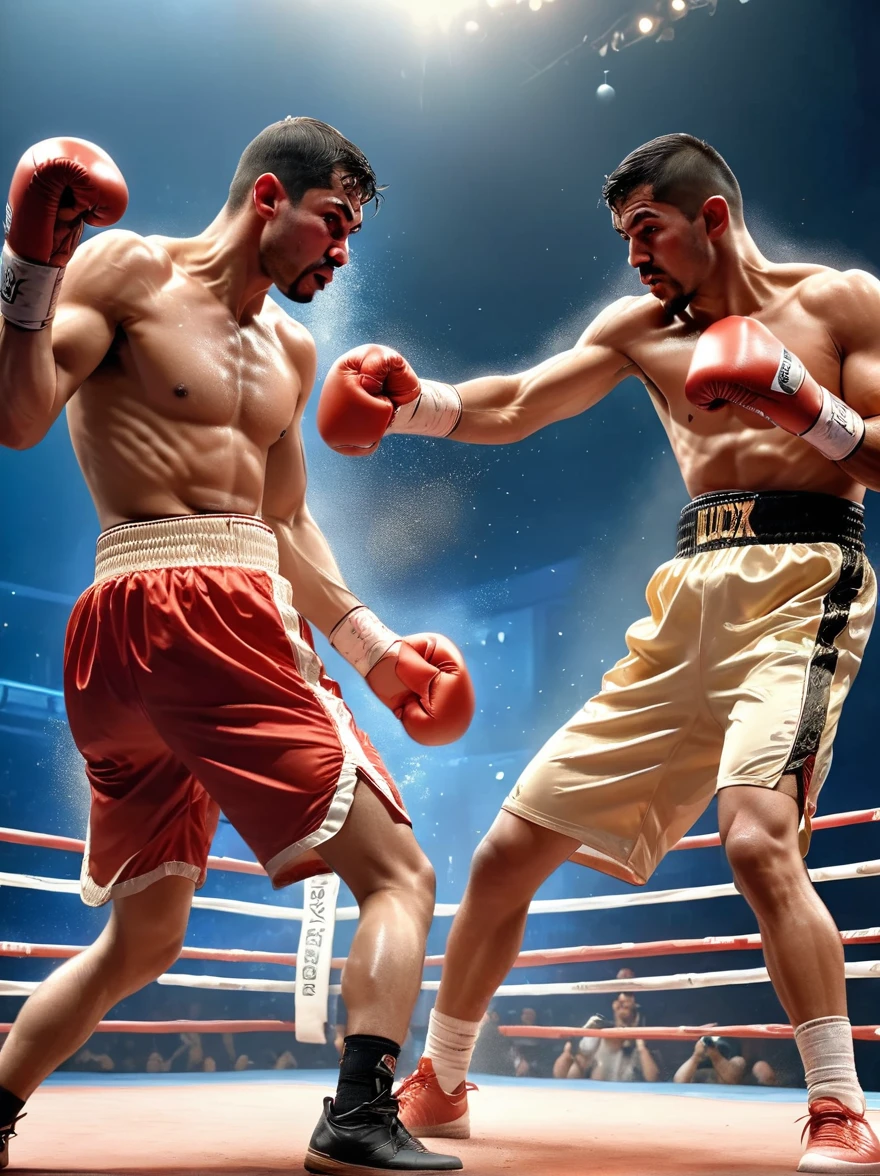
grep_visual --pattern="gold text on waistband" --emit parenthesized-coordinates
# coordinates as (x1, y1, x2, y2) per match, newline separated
(695, 499, 757, 546)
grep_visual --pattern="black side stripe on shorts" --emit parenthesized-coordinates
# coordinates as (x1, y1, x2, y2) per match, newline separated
(783, 546, 865, 816)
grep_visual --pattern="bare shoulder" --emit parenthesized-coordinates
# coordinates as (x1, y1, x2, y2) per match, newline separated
(576, 293, 659, 349)
(65, 229, 172, 306)
(265, 302, 317, 368)
(75, 229, 171, 276)
(797, 266, 880, 313)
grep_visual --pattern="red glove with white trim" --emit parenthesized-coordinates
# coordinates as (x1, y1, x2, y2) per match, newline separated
(685, 316, 864, 462)
(330, 606, 475, 745)
(2, 137, 128, 330)
(317, 344, 461, 456)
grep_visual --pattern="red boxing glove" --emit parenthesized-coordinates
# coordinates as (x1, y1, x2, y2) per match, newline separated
(2, 137, 128, 330)
(685, 316, 864, 463)
(367, 634, 475, 746)
(330, 607, 475, 745)
(317, 344, 418, 456)
(317, 344, 461, 457)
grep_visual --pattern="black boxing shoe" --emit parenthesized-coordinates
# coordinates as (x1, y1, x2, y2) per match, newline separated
(304, 1092, 463, 1173)
(0, 1114, 24, 1171)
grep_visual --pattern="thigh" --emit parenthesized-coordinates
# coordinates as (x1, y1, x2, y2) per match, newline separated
(136, 567, 409, 887)
(505, 559, 720, 884)
(713, 543, 876, 839)
(66, 576, 220, 903)
(317, 777, 429, 903)
(472, 808, 580, 906)
(81, 750, 218, 906)
(106, 873, 196, 954)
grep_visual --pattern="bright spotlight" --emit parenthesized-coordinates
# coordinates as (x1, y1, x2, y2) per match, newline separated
(637, 15, 655, 33)
(464, 18, 480, 33)
(374, 0, 483, 34)
(671, 0, 687, 9)
(529, 0, 543, 10)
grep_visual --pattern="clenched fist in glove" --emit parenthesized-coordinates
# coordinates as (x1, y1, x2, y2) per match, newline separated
(330, 606, 474, 746)
(685, 316, 865, 463)
(2, 137, 128, 330)
(317, 344, 461, 456)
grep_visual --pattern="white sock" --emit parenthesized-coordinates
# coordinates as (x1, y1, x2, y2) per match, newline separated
(794, 1016, 865, 1114)
(423, 1008, 481, 1095)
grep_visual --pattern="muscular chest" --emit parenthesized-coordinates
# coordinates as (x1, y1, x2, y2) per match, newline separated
(96, 273, 298, 443)
(630, 299, 842, 428)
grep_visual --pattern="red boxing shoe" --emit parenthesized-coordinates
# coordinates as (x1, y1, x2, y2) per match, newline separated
(395, 1057, 477, 1140)
(798, 1099, 880, 1173)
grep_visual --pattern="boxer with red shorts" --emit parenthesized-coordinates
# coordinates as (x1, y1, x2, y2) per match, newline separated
(319, 134, 880, 1173)
(0, 121, 471, 1173)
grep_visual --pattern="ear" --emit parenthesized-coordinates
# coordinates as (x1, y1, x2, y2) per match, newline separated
(252, 173, 286, 221)
(702, 195, 730, 241)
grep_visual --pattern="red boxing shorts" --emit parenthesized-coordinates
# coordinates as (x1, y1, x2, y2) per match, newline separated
(63, 514, 408, 906)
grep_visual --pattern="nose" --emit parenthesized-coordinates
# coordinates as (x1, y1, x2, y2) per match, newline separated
(327, 239, 350, 268)
(628, 237, 651, 270)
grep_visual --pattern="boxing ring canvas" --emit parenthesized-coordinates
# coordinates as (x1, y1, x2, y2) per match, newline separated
(11, 1070, 876, 1174)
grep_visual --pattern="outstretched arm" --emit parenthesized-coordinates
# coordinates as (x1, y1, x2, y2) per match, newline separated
(316, 296, 640, 453)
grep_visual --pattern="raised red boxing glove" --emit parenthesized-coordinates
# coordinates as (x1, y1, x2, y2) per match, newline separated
(2, 137, 128, 330)
(329, 606, 475, 745)
(685, 316, 864, 463)
(317, 344, 461, 457)
(367, 633, 475, 746)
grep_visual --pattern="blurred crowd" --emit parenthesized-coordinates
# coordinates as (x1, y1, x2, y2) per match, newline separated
(466, 967, 806, 1089)
(32, 969, 806, 1088)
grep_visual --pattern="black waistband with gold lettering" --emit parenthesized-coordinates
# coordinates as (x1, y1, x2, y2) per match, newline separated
(676, 490, 865, 558)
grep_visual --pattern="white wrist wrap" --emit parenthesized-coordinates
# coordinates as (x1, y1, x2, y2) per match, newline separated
(330, 606, 399, 677)
(802, 386, 865, 462)
(1, 242, 65, 330)
(386, 379, 462, 438)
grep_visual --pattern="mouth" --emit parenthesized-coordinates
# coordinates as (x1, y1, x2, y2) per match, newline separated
(313, 268, 334, 291)
(641, 272, 663, 288)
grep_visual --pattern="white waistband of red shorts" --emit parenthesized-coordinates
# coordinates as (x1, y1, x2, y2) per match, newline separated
(93, 514, 279, 583)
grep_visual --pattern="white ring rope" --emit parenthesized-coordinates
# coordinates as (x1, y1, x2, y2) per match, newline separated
(3, 814, 879, 1041)
(3, 857, 879, 920)
(5, 959, 880, 1000)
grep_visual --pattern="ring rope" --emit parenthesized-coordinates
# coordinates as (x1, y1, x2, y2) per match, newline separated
(6, 960, 880, 1000)
(498, 1024, 880, 1042)
(0, 1019, 295, 1035)
(3, 805, 877, 875)
(1, 1019, 878, 1041)
(6, 925, 880, 972)
(3, 857, 879, 921)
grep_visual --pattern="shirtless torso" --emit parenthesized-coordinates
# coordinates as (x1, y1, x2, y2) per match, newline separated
(53, 229, 311, 528)
(594, 265, 872, 502)
(427, 259, 880, 505)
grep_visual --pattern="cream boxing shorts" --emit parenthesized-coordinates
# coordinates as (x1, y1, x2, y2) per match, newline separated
(504, 490, 876, 885)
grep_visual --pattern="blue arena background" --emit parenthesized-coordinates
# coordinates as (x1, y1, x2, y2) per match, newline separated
(1, 0, 879, 1085)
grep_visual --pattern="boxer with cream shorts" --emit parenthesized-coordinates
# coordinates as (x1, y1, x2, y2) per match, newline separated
(319, 133, 880, 1173)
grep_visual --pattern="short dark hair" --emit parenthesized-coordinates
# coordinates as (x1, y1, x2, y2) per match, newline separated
(602, 133, 742, 220)
(227, 116, 381, 211)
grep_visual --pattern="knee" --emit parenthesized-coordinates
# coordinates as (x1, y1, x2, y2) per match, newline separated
(376, 849, 437, 922)
(104, 920, 187, 984)
(723, 824, 802, 898)
(406, 853, 437, 921)
(468, 832, 526, 904)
